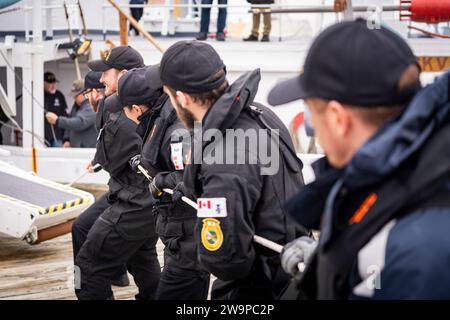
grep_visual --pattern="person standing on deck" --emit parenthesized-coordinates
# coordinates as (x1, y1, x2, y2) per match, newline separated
(129, 0, 148, 36)
(196, 0, 227, 41)
(243, 0, 273, 42)
(43, 72, 68, 147)
(45, 79, 97, 148)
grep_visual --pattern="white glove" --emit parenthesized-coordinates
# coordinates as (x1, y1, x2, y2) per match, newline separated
(281, 236, 318, 276)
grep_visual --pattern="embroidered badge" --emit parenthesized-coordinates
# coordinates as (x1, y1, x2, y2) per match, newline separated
(197, 198, 227, 218)
(170, 142, 184, 170)
(201, 218, 224, 252)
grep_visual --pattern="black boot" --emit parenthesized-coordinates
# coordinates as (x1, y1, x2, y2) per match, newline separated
(243, 34, 258, 41)
(111, 273, 130, 287)
(216, 33, 226, 41)
(196, 32, 207, 41)
(261, 35, 270, 42)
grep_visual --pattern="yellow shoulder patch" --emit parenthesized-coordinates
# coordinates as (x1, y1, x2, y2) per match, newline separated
(201, 218, 224, 252)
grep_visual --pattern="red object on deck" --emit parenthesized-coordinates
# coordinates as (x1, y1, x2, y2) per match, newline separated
(408, 0, 450, 23)
(292, 112, 304, 131)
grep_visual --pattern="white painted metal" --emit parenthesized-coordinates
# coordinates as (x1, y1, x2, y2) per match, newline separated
(0, 146, 110, 184)
(0, 160, 95, 242)
(30, 0, 45, 148)
(0, 36, 16, 118)
(0, 148, 11, 156)
(5, 35, 16, 116)
(45, 0, 54, 40)
(0, 196, 37, 239)
(0, 0, 447, 186)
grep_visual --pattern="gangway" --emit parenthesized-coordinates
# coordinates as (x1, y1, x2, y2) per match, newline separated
(0, 160, 94, 244)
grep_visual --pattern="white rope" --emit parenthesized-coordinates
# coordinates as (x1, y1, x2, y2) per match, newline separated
(136, 165, 289, 255)
(253, 235, 283, 253)
(67, 163, 101, 187)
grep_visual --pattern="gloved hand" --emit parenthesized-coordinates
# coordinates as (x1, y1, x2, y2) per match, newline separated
(149, 178, 163, 199)
(172, 182, 193, 204)
(86, 162, 102, 173)
(129, 154, 142, 173)
(129, 155, 161, 179)
(281, 236, 318, 276)
(149, 172, 177, 199)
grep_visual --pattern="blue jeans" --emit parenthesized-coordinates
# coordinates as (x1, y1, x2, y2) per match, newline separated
(200, 0, 227, 34)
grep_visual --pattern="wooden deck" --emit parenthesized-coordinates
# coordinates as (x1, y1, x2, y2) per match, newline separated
(0, 234, 165, 300)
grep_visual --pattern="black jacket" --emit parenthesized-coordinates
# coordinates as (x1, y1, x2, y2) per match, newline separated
(44, 90, 68, 142)
(294, 71, 450, 300)
(95, 97, 110, 133)
(94, 109, 155, 241)
(139, 95, 198, 269)
(184, 69, 308, 299)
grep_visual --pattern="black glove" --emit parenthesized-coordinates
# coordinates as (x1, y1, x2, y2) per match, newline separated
(149, 172, 176, 199)
(149, 178, 163, 199)
(172, 182, 191, 204)
(129, 154, 142, 173)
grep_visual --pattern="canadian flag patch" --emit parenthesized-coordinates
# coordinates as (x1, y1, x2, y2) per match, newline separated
(197, 198, 227, 218)
(170, 142, 184, 170)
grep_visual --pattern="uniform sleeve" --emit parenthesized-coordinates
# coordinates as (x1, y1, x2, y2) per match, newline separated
(63, 125, 70, 142)
(196, 163, 263, 281)
(372, 245, 450, 299)
(159, 122, 191, 171)
(57, 105, 96, 132)
(358, 210, 450, 299)
(145, 121, 191, 187)
(103, 117, 141, 177)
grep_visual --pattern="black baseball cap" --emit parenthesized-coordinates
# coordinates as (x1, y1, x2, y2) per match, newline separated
(88, 46, 144, 72)
(104, 67, 163, 113)
(146, 40, 226, 93)
(268, 18, 421, 107)
(81, 71, 105, 94)
(44, 72, 58, 83)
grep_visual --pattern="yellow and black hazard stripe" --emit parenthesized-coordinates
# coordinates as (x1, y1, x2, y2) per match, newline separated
(40, 196, 92, 215)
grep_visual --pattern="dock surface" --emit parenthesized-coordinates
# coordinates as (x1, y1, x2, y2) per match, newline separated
(0, 234, 165, 300)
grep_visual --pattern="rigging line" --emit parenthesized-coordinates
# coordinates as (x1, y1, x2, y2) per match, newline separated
(408, 25, 450, 39)
(0, 120, 49, 146)
(0, 49, 48, 113)
(0, 6, 22, 16)
(0, 48, 59, 142)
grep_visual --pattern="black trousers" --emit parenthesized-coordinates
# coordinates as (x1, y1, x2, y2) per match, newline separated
(75, 215, 160, 300)
(130, 8, 144, 35)
(71, 193, 127, 278)
(155, 256, 210, 300)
